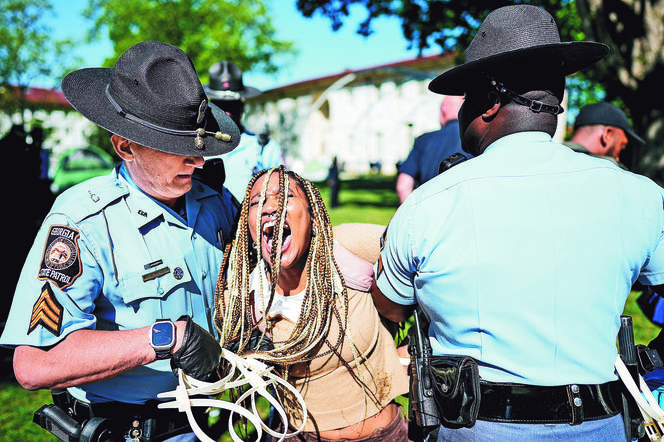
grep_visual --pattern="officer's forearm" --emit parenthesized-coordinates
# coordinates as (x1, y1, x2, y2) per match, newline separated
(370, 280, 415, 323)
(13, 324, 186, 390)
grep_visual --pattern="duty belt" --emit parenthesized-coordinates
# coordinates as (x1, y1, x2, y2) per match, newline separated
(71, 397, 200, 441)
(478, 380, 623, 425)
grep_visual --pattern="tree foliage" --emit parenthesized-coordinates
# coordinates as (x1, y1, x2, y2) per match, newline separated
(83, 0, 295, 82)
(295, 0, 664, 182)
(0, 0, 78, 121)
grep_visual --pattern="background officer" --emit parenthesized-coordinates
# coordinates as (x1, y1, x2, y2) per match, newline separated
(203, 60, 287, 201)
(0, 41, 239, 441)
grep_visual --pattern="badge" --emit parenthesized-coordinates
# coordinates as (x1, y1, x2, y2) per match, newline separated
(29, 282, 63, 337)
(38, 225, 82, 290)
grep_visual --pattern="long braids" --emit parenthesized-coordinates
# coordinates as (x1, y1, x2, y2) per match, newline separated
(215, 166, 349, 367)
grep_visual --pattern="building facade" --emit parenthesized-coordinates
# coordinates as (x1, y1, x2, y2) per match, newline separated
(244, 54, 458, 179)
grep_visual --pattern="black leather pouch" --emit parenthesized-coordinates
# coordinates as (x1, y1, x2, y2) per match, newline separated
(429, 355, 481, 428)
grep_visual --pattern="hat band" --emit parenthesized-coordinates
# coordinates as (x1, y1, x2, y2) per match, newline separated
(104, 85, 232, 150)
(490, 80, 564, 116)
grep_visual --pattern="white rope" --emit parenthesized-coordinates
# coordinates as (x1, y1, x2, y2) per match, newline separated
(158, 348, 308, 442)
(615, 355, 664, 441)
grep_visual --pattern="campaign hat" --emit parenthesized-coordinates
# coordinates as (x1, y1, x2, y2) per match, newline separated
(205, 61, 261, 101)
(429, 5, 609, 96)
(61, 40, 240, 157)
(574, 102, 645, 145)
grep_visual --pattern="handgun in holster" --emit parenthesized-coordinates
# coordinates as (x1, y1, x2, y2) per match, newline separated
(33, 389, 116, 442)
(408, 309, 440, 432)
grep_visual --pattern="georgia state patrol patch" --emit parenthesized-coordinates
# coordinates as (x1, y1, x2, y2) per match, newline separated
(38, 225, 82, 290)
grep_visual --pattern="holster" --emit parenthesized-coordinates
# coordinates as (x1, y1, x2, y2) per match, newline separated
(429, 355, 481, 429)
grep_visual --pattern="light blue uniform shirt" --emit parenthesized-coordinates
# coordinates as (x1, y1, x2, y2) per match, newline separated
(376, 132, 664, 386)
(216, 131, 285, 200)
(1, 165, 236, 404)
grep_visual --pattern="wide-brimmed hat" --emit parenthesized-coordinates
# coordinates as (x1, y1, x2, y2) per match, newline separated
(429, 5, 609, 95)
(205, 61, 261, 101)
(61, 40, 240, 157)
(575, 102, 645, 145)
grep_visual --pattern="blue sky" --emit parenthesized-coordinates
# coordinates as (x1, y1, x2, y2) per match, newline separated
(49, 0, 435, 91)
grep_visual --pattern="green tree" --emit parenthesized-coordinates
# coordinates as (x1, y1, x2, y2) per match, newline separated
(296, 0, 664, 182)
(0, 0, 78, 123)
(83, 0, 295, 83)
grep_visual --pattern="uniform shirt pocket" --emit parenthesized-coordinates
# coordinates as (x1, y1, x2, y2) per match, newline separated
(118, 257, 192, 304)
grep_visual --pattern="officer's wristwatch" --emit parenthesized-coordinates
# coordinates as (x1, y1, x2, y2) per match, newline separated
(150, 319, 176, 360)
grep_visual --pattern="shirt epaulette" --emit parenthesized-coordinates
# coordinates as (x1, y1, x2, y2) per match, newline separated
(51, 172, 129, 224)
(190, 176, 220, 200)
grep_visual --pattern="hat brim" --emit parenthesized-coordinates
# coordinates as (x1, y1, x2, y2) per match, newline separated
(61, 68, 240, 157)
(626, 129, 646, 146)
(429, 41, 609, 95)
(204, 84, 262, 100)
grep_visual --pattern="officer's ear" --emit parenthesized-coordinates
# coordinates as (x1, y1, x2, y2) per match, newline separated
(111, 134, 134, 161)
(482, 91, 502, 122)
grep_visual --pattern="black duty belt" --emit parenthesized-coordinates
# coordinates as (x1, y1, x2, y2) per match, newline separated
(72, 398, 201, 441)
(478, 380, 622, 425)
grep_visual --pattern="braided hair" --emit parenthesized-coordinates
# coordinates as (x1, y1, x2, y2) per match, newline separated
(214, 166, 349, 367)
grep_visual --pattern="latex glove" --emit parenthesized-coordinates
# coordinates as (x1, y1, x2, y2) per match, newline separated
(170, 315, 222, 380)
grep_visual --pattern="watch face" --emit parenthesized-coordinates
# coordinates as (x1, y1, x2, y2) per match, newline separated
(152, 322, 174, 347)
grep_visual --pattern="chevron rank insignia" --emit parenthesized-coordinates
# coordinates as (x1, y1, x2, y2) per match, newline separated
(376, 255, 384, 279)
(38, 225, 82, 290)
(29, 283, 64, 337)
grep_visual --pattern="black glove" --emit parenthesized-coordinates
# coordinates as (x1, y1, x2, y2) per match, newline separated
(170, 315, 222, 380)
(223, 328, 273, 354)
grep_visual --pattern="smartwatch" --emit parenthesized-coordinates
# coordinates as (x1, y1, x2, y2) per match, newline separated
(150, 319, 176, 360)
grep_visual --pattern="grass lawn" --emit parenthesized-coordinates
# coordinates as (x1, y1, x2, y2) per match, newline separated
(1, 173, 661, 441)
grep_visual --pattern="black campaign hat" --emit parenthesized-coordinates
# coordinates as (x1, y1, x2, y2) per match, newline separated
(61, 41, 240, 157)
(205, 61, 261, 101)
(429, 5, 609, 96)
(575, 102, 645, 145)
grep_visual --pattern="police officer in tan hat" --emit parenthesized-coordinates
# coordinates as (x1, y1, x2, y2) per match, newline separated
(1, 40, 240, 440)
(371, 4, 664, 441)
(204, 60, 286, 201)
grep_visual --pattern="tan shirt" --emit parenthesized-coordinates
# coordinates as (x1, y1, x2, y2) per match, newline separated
(270, 286, 408, 432)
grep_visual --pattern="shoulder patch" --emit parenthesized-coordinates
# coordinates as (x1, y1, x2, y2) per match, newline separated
(29, 282, 64, 337)
(38, 225, 82, 290)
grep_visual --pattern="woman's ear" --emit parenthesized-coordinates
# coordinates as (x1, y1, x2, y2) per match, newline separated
(111, 134, 134, 160)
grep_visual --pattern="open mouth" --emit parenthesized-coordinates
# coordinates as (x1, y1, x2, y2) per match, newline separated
(262, 220, 292, 254)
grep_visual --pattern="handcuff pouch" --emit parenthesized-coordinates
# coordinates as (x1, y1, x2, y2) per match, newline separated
(429, 355, 481, 428)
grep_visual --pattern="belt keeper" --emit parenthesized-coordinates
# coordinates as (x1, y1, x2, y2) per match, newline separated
(567, 384, 584, 425)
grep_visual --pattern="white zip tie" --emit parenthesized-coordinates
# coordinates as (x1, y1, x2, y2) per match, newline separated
(615, 355, 664, 441)
(158, 348, 307, 442)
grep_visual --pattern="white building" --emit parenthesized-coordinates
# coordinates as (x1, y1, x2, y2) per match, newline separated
(244, 54, 458, 179)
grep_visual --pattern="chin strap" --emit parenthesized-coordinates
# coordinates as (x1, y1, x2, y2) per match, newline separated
(490, 80, 564, 116)
(158, 348, 307, 442)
